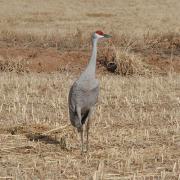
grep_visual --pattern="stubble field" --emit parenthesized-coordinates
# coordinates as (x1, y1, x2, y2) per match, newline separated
(0, 0, 180, 179)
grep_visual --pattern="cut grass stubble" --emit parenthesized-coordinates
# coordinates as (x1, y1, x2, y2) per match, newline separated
(0, 72, 179, 179)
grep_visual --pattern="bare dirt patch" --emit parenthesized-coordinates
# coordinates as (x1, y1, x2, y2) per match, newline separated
(0, 48, 89, 73)
(130, 33, 180, 74)
(1, 28, 180, 75)
(0, 45, 179, 75)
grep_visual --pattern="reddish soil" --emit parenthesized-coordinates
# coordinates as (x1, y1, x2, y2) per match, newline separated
(133, 47, 180, 74)
(147, 54, 180, 73)
(0, 47, 89, 73)
(0, 47, 179, 74)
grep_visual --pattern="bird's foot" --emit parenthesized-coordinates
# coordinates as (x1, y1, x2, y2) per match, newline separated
(80, 144, 89, 154)
(81, 146, 85, 155)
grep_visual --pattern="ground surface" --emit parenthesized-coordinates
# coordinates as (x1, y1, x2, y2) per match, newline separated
(0, 0, 180, 35)
(0, 0, 180, 180)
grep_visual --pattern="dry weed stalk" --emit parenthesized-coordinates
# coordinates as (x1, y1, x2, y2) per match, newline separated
(99, 40, 155, 76)
(42, 124, 70, 135)
(0, 56, 29, 73)
(114, 49, 151, 76)
(92, 160, 105, 180)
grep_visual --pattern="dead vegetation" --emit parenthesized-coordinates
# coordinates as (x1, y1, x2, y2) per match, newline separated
(0, 0, 180, 179)
(97, 32, 180, 76)
(86, 13, 114, 18)
(0, 30, 179, 75)
(0, 29, 89, 50)
(98, 46, 152, 76)
(114, 50, 151, 76)
(0, 72, 179, 179)
(0, 56, 29, 73)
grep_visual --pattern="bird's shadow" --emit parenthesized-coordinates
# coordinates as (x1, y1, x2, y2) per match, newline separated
(25, 133, 61, 145)
(25, 132, 69, 151)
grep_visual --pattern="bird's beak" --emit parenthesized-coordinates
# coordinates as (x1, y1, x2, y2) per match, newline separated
(103, 34, 112, 38)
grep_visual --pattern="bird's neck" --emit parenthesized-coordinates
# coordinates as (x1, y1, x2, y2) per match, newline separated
(80, 39, 98, 79)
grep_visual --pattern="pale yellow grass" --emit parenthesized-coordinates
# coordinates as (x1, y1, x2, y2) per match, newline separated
(0, 0, 180, 36)
(0, 72, 179, 179)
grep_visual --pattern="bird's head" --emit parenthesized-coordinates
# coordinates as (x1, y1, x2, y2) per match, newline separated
(92, 30, 112, 40)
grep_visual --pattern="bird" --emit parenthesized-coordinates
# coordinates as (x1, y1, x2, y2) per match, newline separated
(68, 30, 112, 153)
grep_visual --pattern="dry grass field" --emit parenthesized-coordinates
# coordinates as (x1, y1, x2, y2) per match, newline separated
(0, 0, 180, 179)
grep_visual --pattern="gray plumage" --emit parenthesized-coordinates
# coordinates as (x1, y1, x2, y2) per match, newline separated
(68, 79, 99, 128)
(68, 31, 111, 153)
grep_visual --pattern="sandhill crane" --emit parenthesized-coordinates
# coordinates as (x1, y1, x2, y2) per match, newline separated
(68, 31, 112, 153)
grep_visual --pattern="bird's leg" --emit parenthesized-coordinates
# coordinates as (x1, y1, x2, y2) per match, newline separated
(86, 109, 93, 152)
(86, 119, 90, 152)
(76, 106, 84, 154)
(78, 126, 84, 154)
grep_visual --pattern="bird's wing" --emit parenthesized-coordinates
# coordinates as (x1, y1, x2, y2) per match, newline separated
(68, 80, 99, 111)
(68, 82, 78, 112)
(88, 85, 99, 104)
